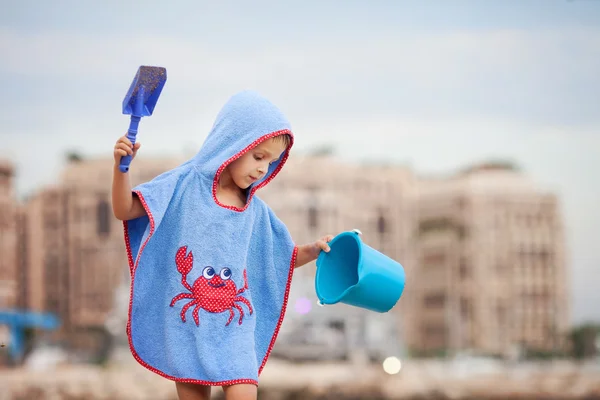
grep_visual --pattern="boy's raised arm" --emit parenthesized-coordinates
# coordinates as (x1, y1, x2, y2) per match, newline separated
(112, 136, 147, 221)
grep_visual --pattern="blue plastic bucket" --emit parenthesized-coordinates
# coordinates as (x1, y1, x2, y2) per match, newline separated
(315, 229, 406, 313)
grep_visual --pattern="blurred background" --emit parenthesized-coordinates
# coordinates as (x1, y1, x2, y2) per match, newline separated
(1, 1, 599, 399)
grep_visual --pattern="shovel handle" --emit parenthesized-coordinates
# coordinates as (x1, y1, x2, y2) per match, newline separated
(119, 86, 146, 173)
(119, 115, 141, 173)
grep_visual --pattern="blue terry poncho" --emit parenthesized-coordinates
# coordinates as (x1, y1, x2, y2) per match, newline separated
(123, 90, 297, 386)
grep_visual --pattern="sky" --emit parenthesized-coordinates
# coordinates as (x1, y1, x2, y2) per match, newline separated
(1, 0, 599, 324)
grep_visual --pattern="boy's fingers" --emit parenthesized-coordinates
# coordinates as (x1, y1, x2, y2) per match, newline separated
(321, 235, 334, 243)
(119, 136, 132, 147)
(116, 143, 133, 154)
(116, 145, 133, 155)
(317, 240, 330, 252)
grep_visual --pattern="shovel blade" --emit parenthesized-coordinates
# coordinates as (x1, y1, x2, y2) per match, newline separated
(122, 66, 167, 117)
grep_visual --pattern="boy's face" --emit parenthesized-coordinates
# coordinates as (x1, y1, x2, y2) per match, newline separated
(227, 137, 288, 190)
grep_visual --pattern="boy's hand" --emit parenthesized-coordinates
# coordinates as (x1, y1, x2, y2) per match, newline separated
(113, 135, 141, 166)
(314, 234, 334, 252)
(308, 234, 335, 259)
(295, 234, 335, 269)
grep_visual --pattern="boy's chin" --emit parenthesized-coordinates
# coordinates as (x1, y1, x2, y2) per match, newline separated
(234, 180, 252, 190)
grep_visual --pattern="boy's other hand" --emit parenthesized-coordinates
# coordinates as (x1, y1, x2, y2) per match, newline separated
(295, 234, 335, 269)
(311, 234, 334, 257)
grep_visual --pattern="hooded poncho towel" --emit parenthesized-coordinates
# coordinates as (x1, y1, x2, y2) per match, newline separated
(123, 90, 298, 386)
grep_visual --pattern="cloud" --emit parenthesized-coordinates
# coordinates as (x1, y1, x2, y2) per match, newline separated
(2, 26, 599, 123)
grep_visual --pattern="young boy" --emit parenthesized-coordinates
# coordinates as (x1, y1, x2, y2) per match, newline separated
(112, 90, 335, 400)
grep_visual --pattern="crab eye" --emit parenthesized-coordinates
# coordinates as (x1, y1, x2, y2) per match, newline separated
(202, 267, 215, 279)
(220, 268, 232, 280)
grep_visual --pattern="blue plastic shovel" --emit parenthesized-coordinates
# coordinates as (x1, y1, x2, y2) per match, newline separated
(119, 65, 167, 173)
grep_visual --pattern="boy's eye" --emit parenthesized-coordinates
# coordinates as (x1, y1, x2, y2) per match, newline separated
(254, 155, 263, 161)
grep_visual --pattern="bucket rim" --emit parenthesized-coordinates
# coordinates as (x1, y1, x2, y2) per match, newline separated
(315, 230, 363, 305)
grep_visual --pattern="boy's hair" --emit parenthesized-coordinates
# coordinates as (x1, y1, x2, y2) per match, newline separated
(273, 133, 291, 148)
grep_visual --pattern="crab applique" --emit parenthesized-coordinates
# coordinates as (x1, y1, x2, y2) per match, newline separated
(170, 246, 253, 326)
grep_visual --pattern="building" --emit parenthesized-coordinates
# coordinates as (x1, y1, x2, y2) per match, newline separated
(260, 153, 416, 361)
(18, 155, 184, 349)
(410, 162, 569, 356)
(0, 161, 18, 309)
(12, 151, 570, 361)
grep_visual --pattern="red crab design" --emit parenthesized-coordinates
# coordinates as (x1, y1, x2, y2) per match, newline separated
(170, 246, 253, 326)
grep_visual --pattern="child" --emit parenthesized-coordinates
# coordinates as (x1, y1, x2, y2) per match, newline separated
(112, 90, 335, 400)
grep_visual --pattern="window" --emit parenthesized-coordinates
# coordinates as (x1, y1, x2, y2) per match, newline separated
(97, 200, 111, 236)
(329, 320, 344, 332)
(307, 206, 318, 229)
(459, 259, 469, 279)
(419, 218, 454, 233)
(460, 297, 472, 318)
(424, 293, 446, 308)
(44, 211, 60, 230)
(423, 251, 445, 266)
(377, 212, 386, 235)
(421, 323, 447, 347)
(539, 249, 551, 265)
